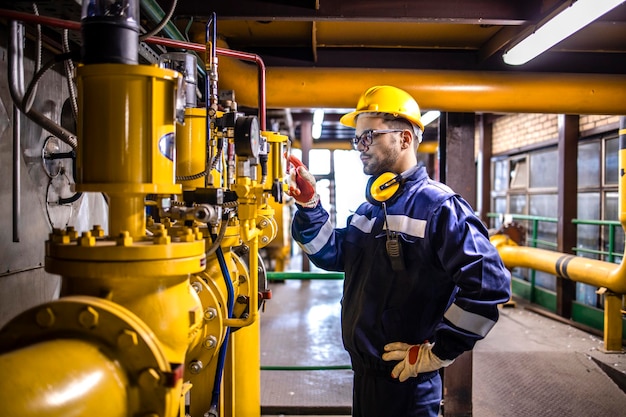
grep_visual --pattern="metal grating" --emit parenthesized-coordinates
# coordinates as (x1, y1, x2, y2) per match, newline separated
(473, 351, 626, 417)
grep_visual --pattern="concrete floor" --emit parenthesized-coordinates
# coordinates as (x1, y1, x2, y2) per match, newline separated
(260, 278, 626, 416)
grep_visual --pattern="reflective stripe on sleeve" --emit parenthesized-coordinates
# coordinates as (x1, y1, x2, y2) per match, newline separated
(444, 303, 496, 337)
(300, 218, 334, 255)
(350, 213, 376, 233)
(386, 215, 426, 238)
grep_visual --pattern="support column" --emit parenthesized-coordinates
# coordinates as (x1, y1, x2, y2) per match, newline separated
(300, 119, 313, 272)
(556, 114, 579, 318)
(477, 115, 493, 225)
(440, 112, 475, 417)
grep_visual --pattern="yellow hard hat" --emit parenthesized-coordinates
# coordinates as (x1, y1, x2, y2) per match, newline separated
(340, 85, 424, 131)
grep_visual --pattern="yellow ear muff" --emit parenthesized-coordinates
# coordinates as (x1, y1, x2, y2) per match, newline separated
(366, 172, 401, 205)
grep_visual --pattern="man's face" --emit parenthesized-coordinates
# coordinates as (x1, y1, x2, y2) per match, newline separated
(354, 116, 403, 175)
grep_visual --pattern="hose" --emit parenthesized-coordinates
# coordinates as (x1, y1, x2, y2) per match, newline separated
(208, 231, 235, 417)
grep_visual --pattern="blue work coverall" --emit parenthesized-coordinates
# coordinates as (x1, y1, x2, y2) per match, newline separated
(291, 165, 511, 417)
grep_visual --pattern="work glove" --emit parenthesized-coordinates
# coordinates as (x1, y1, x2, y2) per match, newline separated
(285, 154, 319, 208)
(382, 342, 454, 382)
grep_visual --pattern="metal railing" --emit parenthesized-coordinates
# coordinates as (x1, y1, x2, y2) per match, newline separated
(487, 212, 624, 304)
(488, 213, 623, 261)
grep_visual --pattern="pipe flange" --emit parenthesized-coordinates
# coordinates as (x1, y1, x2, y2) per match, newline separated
(0, 295, 179, 417)
(186, 274, 226, 379)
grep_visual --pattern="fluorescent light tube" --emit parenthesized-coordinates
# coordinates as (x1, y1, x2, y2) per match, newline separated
(503, 0, 624, 65)
(421, 110, 441, 127)
(312, 123, 322, 139)
(313, 109, 325, 124)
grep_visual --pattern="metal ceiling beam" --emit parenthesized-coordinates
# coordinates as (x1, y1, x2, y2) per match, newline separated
(168, 0, 541, 24)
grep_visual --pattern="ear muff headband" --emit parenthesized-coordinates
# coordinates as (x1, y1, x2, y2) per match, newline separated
(366, 172, 402, 205)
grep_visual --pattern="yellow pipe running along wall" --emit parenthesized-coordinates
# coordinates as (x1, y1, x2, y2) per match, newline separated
(214, 39, 626, 115)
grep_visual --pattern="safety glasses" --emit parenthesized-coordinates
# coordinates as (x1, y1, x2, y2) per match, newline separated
(351, 129, 404, 150)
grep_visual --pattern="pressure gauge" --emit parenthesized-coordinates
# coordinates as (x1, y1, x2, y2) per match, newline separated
(234, 115, 260, 158)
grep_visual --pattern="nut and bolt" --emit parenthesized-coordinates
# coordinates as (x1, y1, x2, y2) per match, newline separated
(78, 306, 99, 329)
(189, 360, 204, 374)
(116, 231, 133, 246)
(138, 368, 161, 388)
(117, 329, 139, 348)
(203, 335, 218, 349)
(35, 307, 55, 328)
(91, 225, 105, 237)
(191, 282, 203, 293)
(78, 231, 96, 247)
(204, 307, 217, 321)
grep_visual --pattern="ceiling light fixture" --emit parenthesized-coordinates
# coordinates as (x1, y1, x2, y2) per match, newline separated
(312, 109, 325, 139)
(502, 0, 625, 66)
(421, 111, 441, 127)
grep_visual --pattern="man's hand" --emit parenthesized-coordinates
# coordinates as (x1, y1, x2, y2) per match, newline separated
(382, 342, 454, 382)
(286, 154, 319, 208)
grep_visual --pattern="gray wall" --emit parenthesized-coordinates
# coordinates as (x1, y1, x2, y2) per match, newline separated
(0, 25, 108, 328)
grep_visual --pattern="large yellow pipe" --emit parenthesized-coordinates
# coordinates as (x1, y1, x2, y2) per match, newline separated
(491, 236, 625, 294)
(217, 49, 626, 115)
(0, 339, 128, 417)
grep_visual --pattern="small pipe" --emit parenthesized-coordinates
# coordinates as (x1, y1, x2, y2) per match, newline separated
(267, 272, 345, 280)
(0, 9, 80, 31)
(0, 8, 267, 130)
(209, 242, 235, 415)
(148, 36, 268, 131)
(223, 219, 259, 327)
(261, 365, 352, 371)
(7, 20, 78, 149)
(12, 104, 20, 242)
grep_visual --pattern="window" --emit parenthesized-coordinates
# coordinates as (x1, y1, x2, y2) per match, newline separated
(578, 142, 601, 188)
(509, 157, 528, 189)
(604, 138, 619, 185)
(529, 149, 558, 189)
(493, 159, 508, 192)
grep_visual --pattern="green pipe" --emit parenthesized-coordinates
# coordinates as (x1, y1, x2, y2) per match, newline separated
(574, 247, 622, 259)
(267, 272, 345, 280)
(572, 219, 621, 226)
(261, 365, 352, 371)
(609, 224, 616, 263)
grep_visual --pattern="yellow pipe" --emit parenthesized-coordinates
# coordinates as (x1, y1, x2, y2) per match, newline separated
(107, 195, 146, 238)
(604, 292, 623, 352)
(177, 107, 207, 190)
(215, 40, 626, 115)
(223, 218, 260, 328)
(232, 318, 261, 416)
(0, 339, 128, 417)
(491, 237, 626, 294)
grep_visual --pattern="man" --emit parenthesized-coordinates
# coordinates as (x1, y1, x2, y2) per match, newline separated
(287, 85, 511, 417)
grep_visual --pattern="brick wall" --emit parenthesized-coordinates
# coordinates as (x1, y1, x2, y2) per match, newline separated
(492, 114, 558, 154)
(491, 114, 620, 155)
(579, 115, 620, 133)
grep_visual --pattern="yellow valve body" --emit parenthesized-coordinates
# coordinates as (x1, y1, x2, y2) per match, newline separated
(75, 63, 182, 195)
(177, 107, 208, 189)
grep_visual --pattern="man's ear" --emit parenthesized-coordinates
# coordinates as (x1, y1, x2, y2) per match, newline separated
(401, 129, 413, 149)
